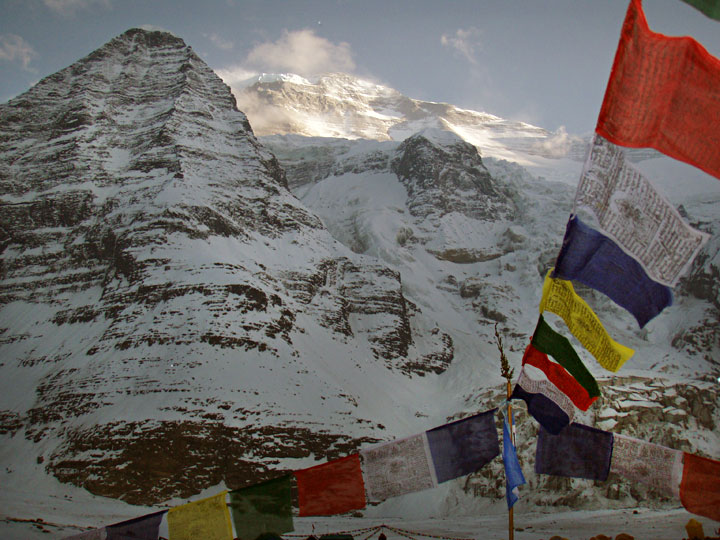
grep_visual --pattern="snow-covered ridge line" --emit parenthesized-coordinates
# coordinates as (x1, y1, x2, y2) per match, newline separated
(0, 27, 718, 529)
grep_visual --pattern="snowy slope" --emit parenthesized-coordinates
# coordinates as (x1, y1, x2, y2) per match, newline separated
(263, 128, 720, 518)
(0, 31, 719, 536)
(0, 30, 483, 508)
(227, 72, 590, 184)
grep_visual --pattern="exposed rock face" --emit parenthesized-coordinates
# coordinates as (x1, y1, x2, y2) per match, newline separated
(391, 133, 515, 222)
(1, 29, 718, 517)
(0, 29, 455, 505)
(280, 257, 413, 363)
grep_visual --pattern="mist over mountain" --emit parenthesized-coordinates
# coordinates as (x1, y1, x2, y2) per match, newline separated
(0, 28, 718, 525)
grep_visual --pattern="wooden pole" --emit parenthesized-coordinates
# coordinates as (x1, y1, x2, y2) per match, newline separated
(507, 380, 514, 540)
(495, 323, 516, 540)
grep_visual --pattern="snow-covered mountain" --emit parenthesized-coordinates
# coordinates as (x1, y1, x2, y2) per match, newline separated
(229, 73, 590, 182)
(0, 29, 470, 506)
(1, 28, 718, 531)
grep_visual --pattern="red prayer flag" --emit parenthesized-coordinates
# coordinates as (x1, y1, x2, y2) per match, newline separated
(294, 454, 366, 516)
(597, 0, 720, 180)
(522, 344, 598, 411)
(680, 452, 720, 521)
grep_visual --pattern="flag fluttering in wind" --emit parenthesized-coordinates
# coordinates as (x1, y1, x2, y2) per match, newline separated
(597, 0, 720, 180)
(535, 423, 613, 481)
(425, 409, 500, 483)
(228, 476, 294, 540)
(680, 452, 720, 522)
(554, 214, 673, 327)
(681, 0, 720, 20)
(503, 415, 526, 509)
(521, 343, 598, 411)
(105, 510, 166, 540)
(531, 315, 600, 400)
(610, 433, 683, 498)
(167, 492, 234, 540)
(539, 271, 634, 372)
(360, 433, 438, 502)
(63, 528, 106, 540)
(534, 421, 720, 522)
(511, 367, 575, 435)
(294, 454, 366, 516)
(574, 135, 710, 288)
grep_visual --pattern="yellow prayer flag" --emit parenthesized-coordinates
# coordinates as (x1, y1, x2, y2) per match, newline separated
(539, 271, 634, 372)
(168, 491, 234, 540)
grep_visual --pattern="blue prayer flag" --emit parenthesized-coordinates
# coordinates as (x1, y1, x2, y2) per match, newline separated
(553, 215, 673, 328)
(503, 415, 526, 509)
(426, 409, 500, 483)
(510, 372, 574, 435)
(105, 510, 166, 540)
(535, 423, 613, 481)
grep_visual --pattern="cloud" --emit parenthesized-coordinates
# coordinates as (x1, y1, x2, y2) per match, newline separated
(43, 0, 110, 16)
(205, 32, 234, 51)
(232, 90, 302, 136)
(0, 34, 37, 71)
(243, 29, 355, 77)
(215, 66, 259, 87)
(441, 27, 482, 65)
(530, 126, 582, 158)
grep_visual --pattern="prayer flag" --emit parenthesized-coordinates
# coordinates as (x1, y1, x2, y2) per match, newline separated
(539, 270, 634, 372)
(63, 529, 106, 539)
(511, 367, 575, 435)
(425, 409, 500, 483)
(681, 0, 720, 20)
(554, 215, 673, 328)
(229, 476, 294, 540)
(531, 315, 600, 399)
(360, 433, 437, 502)
(597, 0, 720, 179)
(105, 510, 166, 540)
(503, 415, 526, 509)
(167, 492, 233, 540)
(535, 423, 613, 481)
(610, 433, 683, 498)
(680, 452, 720, 521)
(521, 343, 598, 411)
(294, 454, 366, 516)
(574, 134, 709, 287)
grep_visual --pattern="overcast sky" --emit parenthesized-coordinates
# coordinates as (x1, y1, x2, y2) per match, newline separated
(1, 0, 719, 134)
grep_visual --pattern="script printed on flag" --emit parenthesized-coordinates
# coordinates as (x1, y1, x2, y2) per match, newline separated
(360, 433, 437, 502)
(596, 0, 720, 180)
(610, 434, 683, 498)
(517, 367, 576, 424)
(539, 271, 634, 372)
(167, 491, 234, 540)
(575, 135, 709, 287)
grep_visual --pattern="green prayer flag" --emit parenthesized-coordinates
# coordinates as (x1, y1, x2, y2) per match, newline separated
(229, 476, 294, 540)
(680, 0, 720, 21)
(531, 315, 600, 398)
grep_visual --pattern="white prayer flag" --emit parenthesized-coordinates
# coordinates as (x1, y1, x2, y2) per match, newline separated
(574, 135, 709, 287)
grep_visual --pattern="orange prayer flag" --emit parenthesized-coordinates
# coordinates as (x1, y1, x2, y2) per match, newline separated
(294, 454, 366, 516)
(597, 0, 720, 179)
(680, 452, 720, 522)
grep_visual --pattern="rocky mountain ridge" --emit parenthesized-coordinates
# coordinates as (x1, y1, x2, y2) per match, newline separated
(0, 29, 464, 505)
(0, 28, 718, 517)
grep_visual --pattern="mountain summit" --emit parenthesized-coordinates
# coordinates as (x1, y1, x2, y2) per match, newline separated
(231, 72, 588, 170)
(1, 28, 718, 519)
(0, 28, 464, 504)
